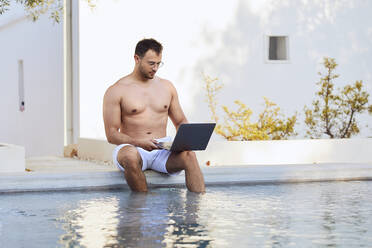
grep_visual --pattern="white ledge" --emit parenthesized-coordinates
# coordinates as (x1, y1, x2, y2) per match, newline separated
(0, 143, 25, 173)
(77, 138, 372, 166)
(1, 162, 372, 193)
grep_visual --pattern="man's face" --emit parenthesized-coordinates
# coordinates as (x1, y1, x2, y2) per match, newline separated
(136, 49, 163, 79)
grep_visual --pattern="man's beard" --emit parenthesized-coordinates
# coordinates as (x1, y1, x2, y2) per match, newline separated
(139, 66, 155, 79)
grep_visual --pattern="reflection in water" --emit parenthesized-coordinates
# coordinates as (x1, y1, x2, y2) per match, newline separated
(319, 182, 369, 247)
(59, 196, 120, 247)
(115, 192, 166, 247)
(321, 188, 337, 247)
(163, 191, 212, 247)
(58, 189, 211, 247)
(115, 190, 212, 247)
(53, 182, 372, 248)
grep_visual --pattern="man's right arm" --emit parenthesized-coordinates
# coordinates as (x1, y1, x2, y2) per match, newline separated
(103, 86, 135, 145)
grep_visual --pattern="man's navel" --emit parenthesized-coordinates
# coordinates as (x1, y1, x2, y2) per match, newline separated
(132, 109, 137, 113)
(146, 132, 152, 135)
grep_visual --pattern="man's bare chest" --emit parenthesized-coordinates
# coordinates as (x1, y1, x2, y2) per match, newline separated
(120, 86, 171, 115)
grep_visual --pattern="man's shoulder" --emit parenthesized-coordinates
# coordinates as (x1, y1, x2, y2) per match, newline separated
(157, 77, 176, 90)
(114, 75, 133, 87)
(107, 76, 132, 92)
(104, 76, 130, 100)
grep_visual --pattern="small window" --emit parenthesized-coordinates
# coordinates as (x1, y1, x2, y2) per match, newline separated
(266, 35, 289, 63)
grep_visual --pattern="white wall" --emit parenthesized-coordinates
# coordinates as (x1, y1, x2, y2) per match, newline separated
(0, 6, 65, 157)
(79, 0, 371, 140)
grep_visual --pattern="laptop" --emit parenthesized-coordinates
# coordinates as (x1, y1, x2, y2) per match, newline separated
(157, 123, 216, 152)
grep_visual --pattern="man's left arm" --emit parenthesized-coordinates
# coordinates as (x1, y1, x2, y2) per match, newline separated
(167, 81, 188, 130)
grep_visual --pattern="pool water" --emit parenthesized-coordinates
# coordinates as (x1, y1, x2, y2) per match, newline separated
(1, 181, 372, 247)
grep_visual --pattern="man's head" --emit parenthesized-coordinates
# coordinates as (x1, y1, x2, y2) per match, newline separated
(134, 38, 163, 80)
(135, 38, 163, 58)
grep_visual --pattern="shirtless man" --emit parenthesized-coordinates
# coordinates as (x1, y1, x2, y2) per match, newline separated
(103, 38, 205, 193)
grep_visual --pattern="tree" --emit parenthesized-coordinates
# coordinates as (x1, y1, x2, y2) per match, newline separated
(0, 0, 95, 23)
(304, 57, 372, 139)
(204, 75, 297, 141)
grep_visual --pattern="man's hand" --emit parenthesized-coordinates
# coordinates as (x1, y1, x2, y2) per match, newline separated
(134, 139, 159, 151)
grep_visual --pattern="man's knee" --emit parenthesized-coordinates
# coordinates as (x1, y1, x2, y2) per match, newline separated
(118, 146, 142, 170)
(179, 151, 197, 167)
(179, 150, 195, 158)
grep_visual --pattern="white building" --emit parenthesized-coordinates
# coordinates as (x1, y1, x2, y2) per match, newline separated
(0, 3, 65, 157)
(1, 0, 372, 157)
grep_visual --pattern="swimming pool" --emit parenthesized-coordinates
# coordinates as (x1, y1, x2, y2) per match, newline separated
(1, 181, 372, 247)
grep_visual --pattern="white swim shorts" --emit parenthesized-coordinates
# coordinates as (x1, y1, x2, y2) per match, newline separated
(113, 136, 179, 176)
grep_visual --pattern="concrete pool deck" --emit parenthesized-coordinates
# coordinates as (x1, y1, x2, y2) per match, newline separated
(1, 156, 372, 193)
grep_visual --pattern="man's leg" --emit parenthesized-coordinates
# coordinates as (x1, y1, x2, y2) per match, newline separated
(166, 151, 205, 193)
(117, 146, 147, 192)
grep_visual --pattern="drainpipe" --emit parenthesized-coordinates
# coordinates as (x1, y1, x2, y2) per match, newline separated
(64, 0, 80, 145)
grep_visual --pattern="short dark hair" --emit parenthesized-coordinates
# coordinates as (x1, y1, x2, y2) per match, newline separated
(135, 38, 163, 58)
